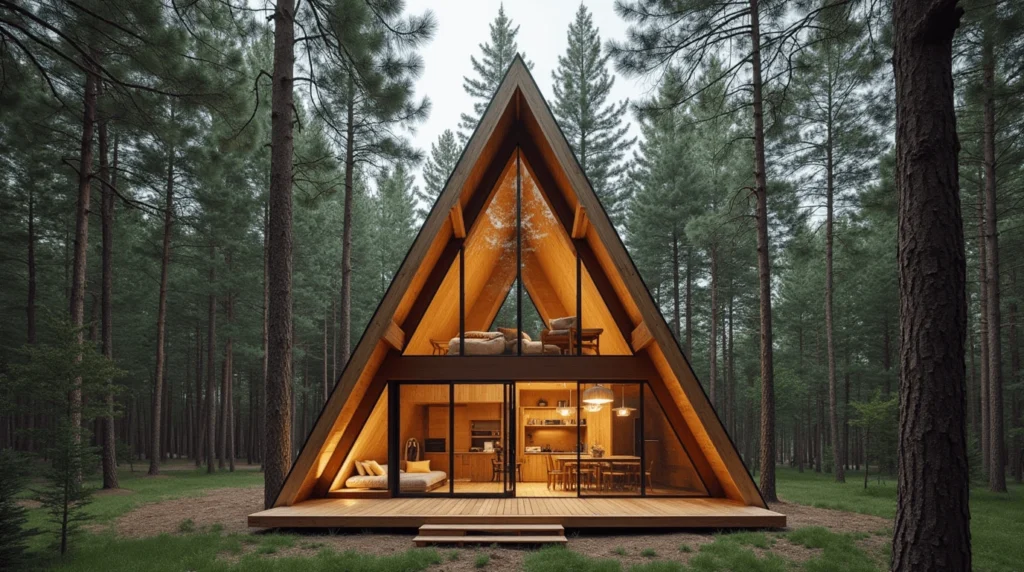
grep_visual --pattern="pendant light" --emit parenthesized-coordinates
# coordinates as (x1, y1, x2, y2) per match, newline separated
(582, 384, 614, 412)
(613, 385, 635, 417)
(558, 387, 573, 417)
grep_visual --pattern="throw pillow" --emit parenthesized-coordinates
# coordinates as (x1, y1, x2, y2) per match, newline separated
(365, 460, 385, 476)
(406, 460, 431, 473)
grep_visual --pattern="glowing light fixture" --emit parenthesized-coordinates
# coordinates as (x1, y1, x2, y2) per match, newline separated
(582, 384, 614, 412)
(613, 385, 636, 417)
(558, 387, 573, 416)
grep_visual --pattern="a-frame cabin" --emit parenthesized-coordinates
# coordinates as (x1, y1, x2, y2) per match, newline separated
(249, 57, 784, 530)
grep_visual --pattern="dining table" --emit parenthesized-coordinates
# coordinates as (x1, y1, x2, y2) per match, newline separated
(553, 454, 641, 491)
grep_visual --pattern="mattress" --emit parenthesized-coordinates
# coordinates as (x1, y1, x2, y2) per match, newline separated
(448, 335, 506, 355)
(344, 470, 448, 492)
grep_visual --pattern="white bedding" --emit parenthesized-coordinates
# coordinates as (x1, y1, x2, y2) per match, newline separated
(345, 470, 448, 492)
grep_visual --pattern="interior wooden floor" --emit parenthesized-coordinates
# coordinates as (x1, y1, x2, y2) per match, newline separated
(249, 497, 786, 529)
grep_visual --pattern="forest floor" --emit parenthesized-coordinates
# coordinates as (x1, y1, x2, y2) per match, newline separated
(18, 463, 1022, 571)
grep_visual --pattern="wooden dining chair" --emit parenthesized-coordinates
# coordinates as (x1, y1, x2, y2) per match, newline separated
(545, 454, 565, 490)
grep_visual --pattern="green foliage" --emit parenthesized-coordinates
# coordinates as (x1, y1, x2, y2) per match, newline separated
(523, 545, 621, 572)
(613, 546, 627, 555)
(640, 547, 657, 558)
(459, 4, 533, 142)
(474, 552, 490, 567)
(551, 4, 635, 225)
(687, 538, 788, 572)
(786, 527, 877, 572)
(0, 449, 36, 569)
(417, 129, 460, 221)
(34, 421, 98, 555)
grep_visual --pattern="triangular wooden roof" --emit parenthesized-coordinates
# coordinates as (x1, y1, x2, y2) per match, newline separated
(273, 56, 766, 509)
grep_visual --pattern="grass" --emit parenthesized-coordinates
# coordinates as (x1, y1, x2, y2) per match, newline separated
(775, 466, 1024, 571)
(15, 462, 1022, 571)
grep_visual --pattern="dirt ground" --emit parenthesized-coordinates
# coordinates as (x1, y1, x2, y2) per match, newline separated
(109, 486, 892, 571)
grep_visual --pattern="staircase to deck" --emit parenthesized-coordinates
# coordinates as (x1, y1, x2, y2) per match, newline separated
(413, 524, 567, 546)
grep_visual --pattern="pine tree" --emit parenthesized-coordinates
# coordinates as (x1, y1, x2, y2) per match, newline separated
(459, 4, 533, 143)
(552, 4, 634, 225)
(417, 129, 460, 221)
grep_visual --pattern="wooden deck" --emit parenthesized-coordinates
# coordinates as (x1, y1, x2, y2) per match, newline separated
(249, 497, 785, 529)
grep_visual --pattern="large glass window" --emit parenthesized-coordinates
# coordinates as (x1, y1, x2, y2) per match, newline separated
(578, 383, 641, 496)
(642, 385, 708, 496)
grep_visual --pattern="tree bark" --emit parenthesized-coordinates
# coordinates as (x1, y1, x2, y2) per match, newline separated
(27, 187, 36, 346)
(709, 246, 718, 407)
(194, 326, 204, 467)
(226, 290, 235, 472)
(977, 177, 990, 476)
(99, 97, 118, 488)
(1009, 270, 1021, 483)
(70, 56, 99, 452)
(207, 252, 217, 473)
(890, 1, 971, 569)
(672, 233, 681, 341)
(265, 0, 296, 509)
(685, 247, 693, 356)
(825, 117, 844, 482)
(749, 0, 777, 503)
(339, 76, 357, 371)
(981, 25, 1006, 493)
(149, 133, 175, 476)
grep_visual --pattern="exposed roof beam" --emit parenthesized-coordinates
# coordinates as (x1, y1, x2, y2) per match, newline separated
(383, 321, 405, 352)
(631, 322, 654, 352)
(572, 205, 588, 239)
(450, 204, 466, 239)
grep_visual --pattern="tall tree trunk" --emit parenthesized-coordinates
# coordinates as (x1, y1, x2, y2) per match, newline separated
(672, 233, 681, 341)
(149, 134, 175, 476)
(825, 122, 844, 482)
(749, 0, 777, 502)
(27, 186, 37, 345)
(261, 204, 269, 471)
(978, 178, 990, 475)
(223, 273, 236, 472)
(226, 291, 235, 472)
(709, 246, 718, 407)
(207, 253, 217, 473)
(339, 76, 356, 369)
(265, 0, 296, 509)
(99, 97, 118, 488)
(890, 1, 970, 569)
(70, 56, 99, 453)
(1009, 271, 1021, 483)
(323, 314, 329, 403)
(981, 26, 1006, 493)
(685, 247, 693, 356)
(195, 327, 204, 467)
(25, 183, 37, 454)
(727, 287, 735, 435)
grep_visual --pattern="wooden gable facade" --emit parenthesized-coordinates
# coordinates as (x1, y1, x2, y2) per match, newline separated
(249, 57, 783, 530)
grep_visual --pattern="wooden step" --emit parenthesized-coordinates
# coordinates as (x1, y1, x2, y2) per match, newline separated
(418, 523, 564, 536)
(413, 535, 567, 547)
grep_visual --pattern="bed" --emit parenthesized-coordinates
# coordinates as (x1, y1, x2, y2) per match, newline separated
(344, 470, 448, 493)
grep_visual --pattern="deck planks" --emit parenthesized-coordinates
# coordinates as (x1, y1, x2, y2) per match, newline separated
(248, 497, 785, 529)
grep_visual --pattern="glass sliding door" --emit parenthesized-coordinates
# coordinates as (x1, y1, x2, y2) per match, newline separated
(392, 381, 514, 497)
(452, 383, 509, 495)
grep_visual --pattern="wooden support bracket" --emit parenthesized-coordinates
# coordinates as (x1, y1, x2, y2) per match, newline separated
(450, 203, 466, 239)
(571, 205, 588, 239)
(383, 321, 405, 352)
(631, 322, 654, 352)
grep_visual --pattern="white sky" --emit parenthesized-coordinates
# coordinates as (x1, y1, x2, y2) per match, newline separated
(402, 0, 654, 190)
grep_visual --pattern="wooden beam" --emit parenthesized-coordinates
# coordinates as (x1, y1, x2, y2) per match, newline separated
(383, 321, 405, 351)
(631, 322, 654, 352)
(387, 355, 656, 381)
(450, 204, 466, 238)
(571, 205, 588, 239)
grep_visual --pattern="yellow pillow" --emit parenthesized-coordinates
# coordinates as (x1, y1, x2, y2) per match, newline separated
(365, 460, 385, 476)
(406, 460, 431, 473)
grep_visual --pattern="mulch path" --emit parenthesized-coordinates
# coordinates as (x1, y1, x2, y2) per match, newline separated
(109, 487, 892, 571)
